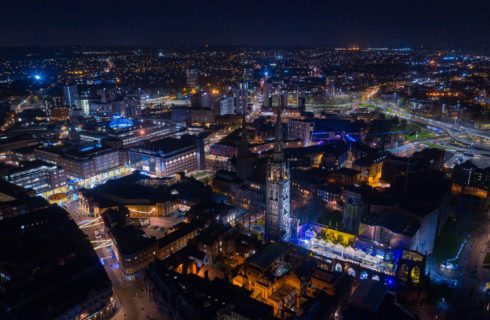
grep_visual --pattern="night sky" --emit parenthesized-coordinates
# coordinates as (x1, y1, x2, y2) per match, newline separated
(1, 0, 489, 47)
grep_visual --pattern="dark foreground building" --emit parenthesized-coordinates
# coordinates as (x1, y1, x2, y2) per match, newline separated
(0, 205, 115, 320)
(145, 260, 275, 320)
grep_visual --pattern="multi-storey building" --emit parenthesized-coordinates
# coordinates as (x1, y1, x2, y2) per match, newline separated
(128, 137, 202, 177)
(2, 160, 66, 195)
(34, 144, 126, 186)
(287, 118, 314, 142)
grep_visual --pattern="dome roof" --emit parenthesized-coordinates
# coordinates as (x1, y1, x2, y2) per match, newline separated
(109, 116, 134, 129)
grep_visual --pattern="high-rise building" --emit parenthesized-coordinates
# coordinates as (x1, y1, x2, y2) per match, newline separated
(186, 68, 199, 88)
(265, 106, 290, 242)
(219, 96, 235, 115)
(243, 67, 254, 82)
(280, 90, 288, 108)
(124, 94, 141, 118)
(80, 99, 90, 115)
(233, 83, 248, 115)
(263, 83, 273, 108)
(63, 85, 80, 109)
(297, 92, 306, 113)
(200, 92, 212, 108)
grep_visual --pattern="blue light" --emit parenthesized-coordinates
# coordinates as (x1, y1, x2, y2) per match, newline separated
(34, 75, 41, 80)
(385, 276, 395, 287)
(109, 116, 134, 129)
(345, 134, 357, 142)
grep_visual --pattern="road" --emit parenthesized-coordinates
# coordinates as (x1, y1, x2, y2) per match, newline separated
(377, 103, 490, 152)
(64, 200, 160, 320)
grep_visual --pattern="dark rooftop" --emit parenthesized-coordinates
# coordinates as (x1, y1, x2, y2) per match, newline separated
(362, 209, 420, 237)
(133, 137, 195, 155)
(80, 171, 211, 207)
(0, 206, 112, 319)
(110, 225, 157, 256)
(246, 242, 289, 271)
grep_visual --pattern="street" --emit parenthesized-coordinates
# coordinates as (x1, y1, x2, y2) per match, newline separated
(64, 200, 161, 320)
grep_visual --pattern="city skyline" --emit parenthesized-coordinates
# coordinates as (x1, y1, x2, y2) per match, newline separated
(0, 2, 490, 319)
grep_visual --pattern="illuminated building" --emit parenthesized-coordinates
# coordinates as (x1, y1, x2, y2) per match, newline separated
(49, 106, 69, 121)
(34, 144, 126, 186)
(312, 118, 365, 141)
(63, 84, 80, 108)
(265, 106, 290, 242)
(156, 222, 201, 260)
(452, 161, 489, 209)
(78, 171, 211, 217)
(232, 242, 353, 318)
(0, 179, 50, 221)
(328, 167, 361, 186)
(108, 115, 135, 130)
(108, 219, 201, 281)
(79, 122, 182, 149)
(219, 96, 235, 115)
(233, 82, 248, 115)
(124, 93, 142, 118)
(128, 137, 202, 177)
(352, 153, 385, 186)
(359, 205, 438, 255)
(2, 160, 66, 196)
(316, 184, 342, 204)
(295, 222, 426, 287)
(287, 118, 314, 142)
(186, 68, 198, 88)
(146, 263, 274, 320)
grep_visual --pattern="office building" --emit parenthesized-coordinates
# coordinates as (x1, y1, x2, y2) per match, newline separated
(2, 160, 66, 195)
(219, 96, 235, 115)
(128, 137, 203, 177)
(233, 82, 248, 115)
(34, 144, 126, 185)
(287, 119, 314, 142)
(186, 68, 198, 88)
(63, 84, 80, 108)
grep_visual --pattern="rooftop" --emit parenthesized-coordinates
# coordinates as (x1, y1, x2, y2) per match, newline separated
(246, 242, 289, 271)
(110, 225, 157, 256)
(0, 206, 111, 319)
(132, 137, 195, 156)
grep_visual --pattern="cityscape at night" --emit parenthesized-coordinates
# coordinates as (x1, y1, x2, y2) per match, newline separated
(0, 1, 490, 319)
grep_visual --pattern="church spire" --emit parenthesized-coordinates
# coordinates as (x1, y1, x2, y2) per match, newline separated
(273, 105, 284, 162)
(238, 106, 249, 157)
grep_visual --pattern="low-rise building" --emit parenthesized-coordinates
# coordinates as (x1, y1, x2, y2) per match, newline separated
(110, 225, 159, 281)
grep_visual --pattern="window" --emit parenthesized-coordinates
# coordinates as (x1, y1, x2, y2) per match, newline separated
(411, 266, 420, 285)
